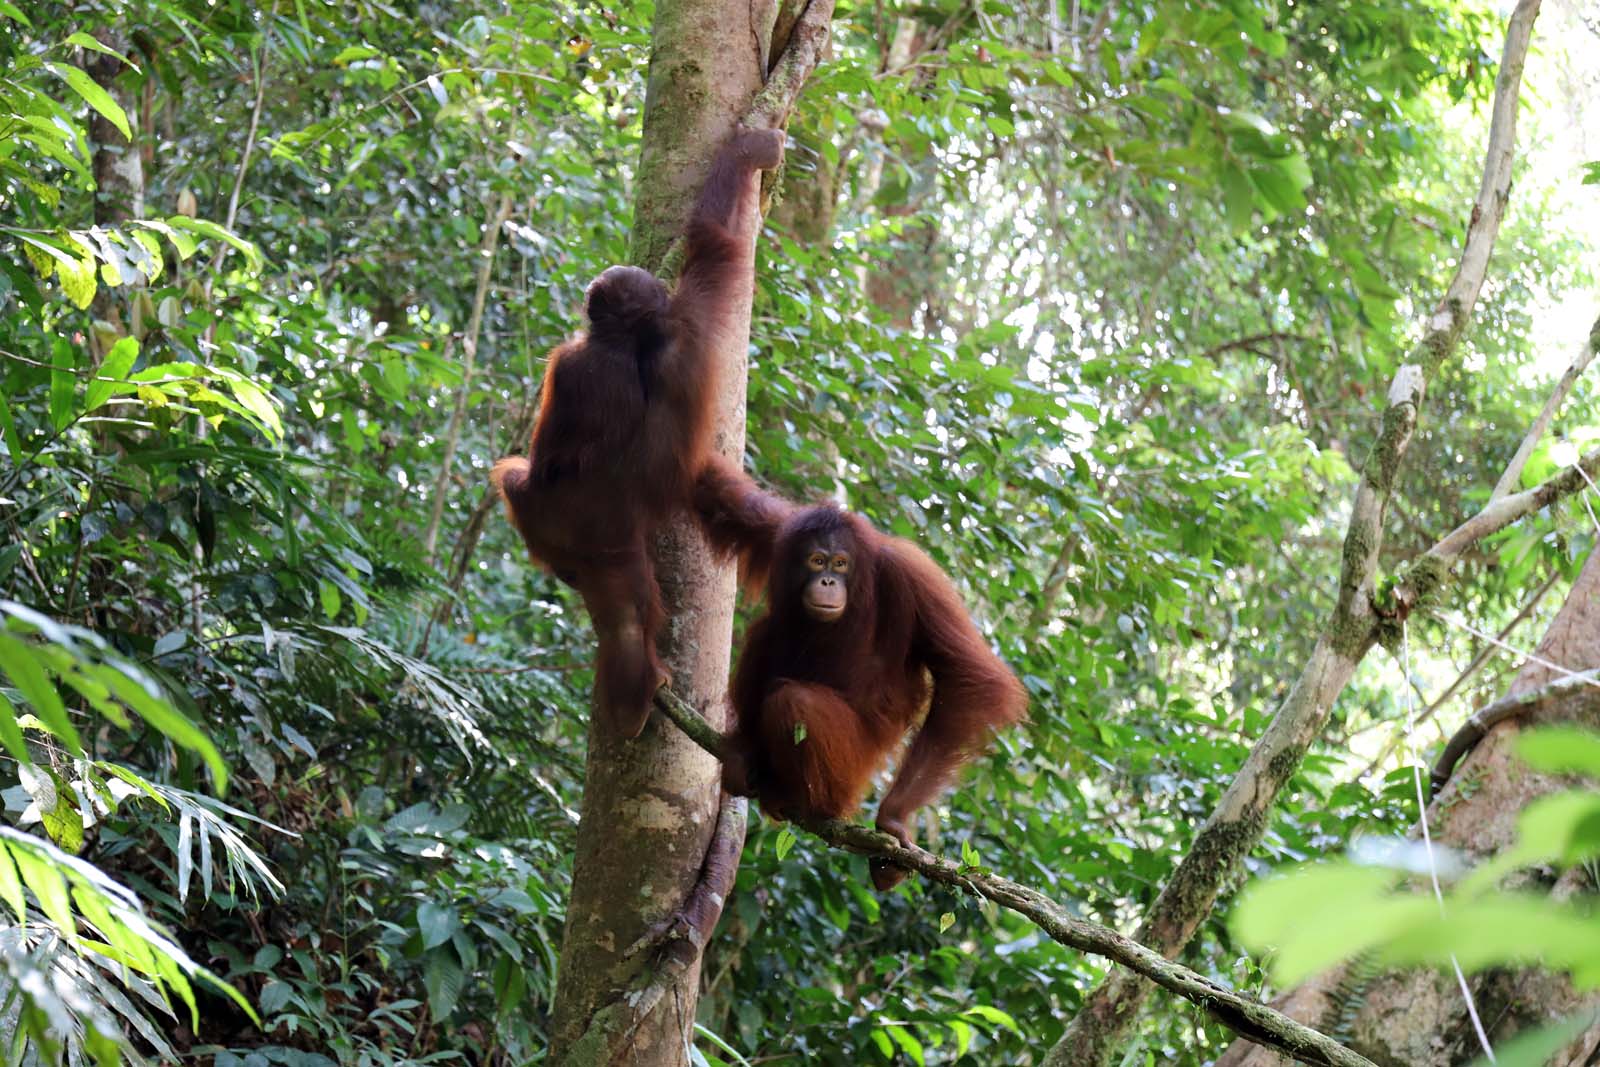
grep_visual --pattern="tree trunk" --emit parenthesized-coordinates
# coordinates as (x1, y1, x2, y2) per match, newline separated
(1219, 547, 1600, 1067)
(85, 30, 143, 226)
(545, 4, 776, 1064)
(84, 29, 143, 358)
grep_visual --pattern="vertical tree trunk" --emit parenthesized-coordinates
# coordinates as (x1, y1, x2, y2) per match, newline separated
(545, 4, 775, 1063)
(84, 29, 143, 357)
(1219, 548, 1600, 1067)
(85, 30, 143, 226)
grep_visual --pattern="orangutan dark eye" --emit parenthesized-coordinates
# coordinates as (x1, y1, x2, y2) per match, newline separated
(807, 553, 826, 571)
(832, 556, 849, 572)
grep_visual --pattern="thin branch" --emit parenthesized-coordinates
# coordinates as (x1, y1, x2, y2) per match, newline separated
(1430, 670, 1600, 795)
(1490, 310, 1600, 501)
(651, 689, 1376, 1067)
(424, 192, 514, 567)
(1356, 567, 1560, 780)
(218, 50, 266, 250)
(1411, 447, 1600, 576)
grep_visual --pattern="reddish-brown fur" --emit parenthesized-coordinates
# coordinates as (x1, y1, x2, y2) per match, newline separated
(693, 457, 1028, 889)
(493, 129, 783, 738)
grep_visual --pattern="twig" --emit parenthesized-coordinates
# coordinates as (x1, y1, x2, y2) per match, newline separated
(1490, 310, 1600, 501)
(218, 49, 266, 252)
(424, 193, 514, 566)
(651, 690, 1377, 1067)
(1356, 568, 1559, 780)
(1430, 670, 1600, 796)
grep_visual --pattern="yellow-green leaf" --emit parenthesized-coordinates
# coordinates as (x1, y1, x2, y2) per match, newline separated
(87, 336, 139, 411)
(46, 61, 131, 140)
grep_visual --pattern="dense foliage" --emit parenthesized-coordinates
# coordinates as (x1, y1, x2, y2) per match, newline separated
(0, 0, 1595, 1063)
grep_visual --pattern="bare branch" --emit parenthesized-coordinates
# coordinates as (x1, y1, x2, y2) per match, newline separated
(424, 192, 515, 566)
(745, 0, 836, 129)
(1422, 447, 1600, 567)
(1430, 670, 1600, 795)
(1490, 311, 1600, 501)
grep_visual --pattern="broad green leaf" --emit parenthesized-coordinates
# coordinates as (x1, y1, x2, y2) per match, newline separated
(50, 342, 76, 430)
(1518, 726, 1600, 778)
(1220, 165, 1255, 233)
(1469, 1010, 1600, 1067)
(775, 827, 796, 861)
(417, 901, 459, 949)
(0, 631, 80, 754)
(964, 1004, 1022, 1035)
(46, 62, 131, 140)
(87, 336, 139, 411)
(885, 1024, 925, 1065)
(318, 579, 342, 620)
(64, 33, 133, 67)
(423, 949, 464, 1022)
(11, 844, 76, 937)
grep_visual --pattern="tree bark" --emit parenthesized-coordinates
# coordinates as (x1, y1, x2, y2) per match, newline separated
(545, 1, 832, 1062)
(85, 30, 143, 226)
(1218, 547, 1600, 1067)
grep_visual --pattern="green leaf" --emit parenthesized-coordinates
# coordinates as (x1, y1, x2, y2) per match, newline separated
(0, 689, 30, 764)
(961, 840, 981, 868)
(423, 949, 464, 1022)
(793, 721, 806, 743)
(1220, 165, 1255, 233)
(64, 33, 134, 67)
(258, 980, 292, 1015)
(10, 844, 75, 937)
(0, 389, 23, 459)
(0, 631, 80, 754)
(0, 842, 25, 921)
(1518, 726, 1600, 778)
(0, 1, 32, 25)
(318, 579, 342, 620)
(46, 62, 131, 140)
(948, 1020, 973, 1057)
(87, 336, 139, 411)
(885, 1024, 925, 1066)
(1468, 1009, 1600, 1067)
(98, 667, 227, 791)
(775, 827, 796, 861)
(963, 1004, 1022, 1035)
(417, 901, 459, 949)
(938, 911, 955, 934)
(50, 342, 76, 431)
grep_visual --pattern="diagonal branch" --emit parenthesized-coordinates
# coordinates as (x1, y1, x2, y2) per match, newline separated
(651, 689, 1377, 1067)
(1045, 2, 1544, 1063)
(1490, 310, 1600, 501)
